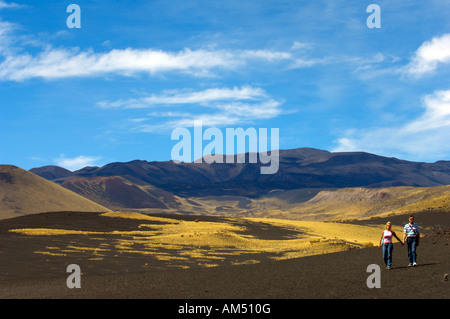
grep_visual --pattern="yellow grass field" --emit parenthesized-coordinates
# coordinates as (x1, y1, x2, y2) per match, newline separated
(9, 211, 394, 268)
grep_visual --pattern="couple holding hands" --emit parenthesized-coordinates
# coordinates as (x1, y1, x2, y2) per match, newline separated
(377, 215, 420, 269)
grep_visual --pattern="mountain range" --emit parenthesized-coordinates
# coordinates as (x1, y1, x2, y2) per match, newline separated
(22, 148, 450, 219)
(31, 148, 450, 196)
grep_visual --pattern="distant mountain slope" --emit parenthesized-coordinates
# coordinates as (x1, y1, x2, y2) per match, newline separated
(285, 185, 450, 221)
(0, 165, 109, 220)
(29, 165, 73, 180)
(61, 175, 181, 210)
(31, 148, 450, 197)
(166, 185, 450, 221)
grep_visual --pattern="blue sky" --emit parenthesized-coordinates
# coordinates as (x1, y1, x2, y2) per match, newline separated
(1, 0, 450, 171)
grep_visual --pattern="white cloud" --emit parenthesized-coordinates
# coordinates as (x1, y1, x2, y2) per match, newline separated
(0, 20, 16, 54)
(139, 98, 282, 130)
(0, 48, 234, 80)
(290, 41, 308, 50)
(406, 33, 450, 76)
(0, 20, 13, 35)
(238, 50, 292, 61)
(54, 155, 102, 171)
(288, 53, 389, 70)
(332, 89, 450, 161)
(0, 44, 296, 81)
(402, 90, 450, 132)
(333, 137, 358, 152)
(98, 86, 268, 109)
(0, 14, 402, 81)
(290, 57, 330, 68)
(107, 86, 284, 132)
(0, 1, 24, 9)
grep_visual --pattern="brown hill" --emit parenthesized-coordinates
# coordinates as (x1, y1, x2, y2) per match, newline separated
(284, 185, 450, 220)
(165, 185, 450, 221)
(0, 165, 109, 220)
(61, 175, 182, 211)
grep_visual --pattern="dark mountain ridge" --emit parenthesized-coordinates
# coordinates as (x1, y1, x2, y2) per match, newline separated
(30, 148, 450, 197)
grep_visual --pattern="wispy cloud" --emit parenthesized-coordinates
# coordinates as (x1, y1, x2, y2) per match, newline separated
(102, 86, 285, 131)
(54, 155, 102, 171)
(0, 48, 230, 80)
(0, 16, 398, 82)
(0, 44, 295, 81)
(332, 89, 450, 160)
(0, 1, 25, 10)
(98, 86, 268, 109)
(0, 19, 366, 82)
(290, 41, 308, 51)
(0, 19, 16, 54)
(290, 57, 331, 68)
(238, 49, 292, 61)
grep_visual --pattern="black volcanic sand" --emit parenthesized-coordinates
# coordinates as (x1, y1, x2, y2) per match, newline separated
(0, 211, 448, 299)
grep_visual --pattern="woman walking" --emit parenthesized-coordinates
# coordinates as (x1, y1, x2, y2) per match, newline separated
(378, 222, 403, 269)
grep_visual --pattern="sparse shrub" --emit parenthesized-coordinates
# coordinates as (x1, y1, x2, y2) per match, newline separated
(362, 242, 374, 248)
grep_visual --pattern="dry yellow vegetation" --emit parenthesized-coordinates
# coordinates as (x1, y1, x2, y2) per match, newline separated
(10, 211, 388, 268)
(375, 190, 450, 218)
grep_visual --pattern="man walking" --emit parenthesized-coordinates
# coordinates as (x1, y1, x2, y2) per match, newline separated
(403, 215, 420, 267)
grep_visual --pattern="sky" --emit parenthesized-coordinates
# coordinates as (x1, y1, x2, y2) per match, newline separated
(1, 0, 450, 171)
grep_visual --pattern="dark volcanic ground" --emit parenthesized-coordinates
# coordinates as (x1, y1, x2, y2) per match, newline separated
(0, 211, 448, 299)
